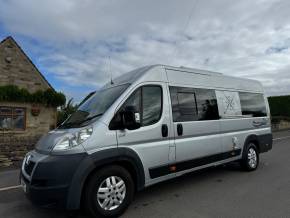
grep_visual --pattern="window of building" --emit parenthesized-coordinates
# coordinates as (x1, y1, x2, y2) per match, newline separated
(117, 85, 162, 127)
(239, 92, 267, 117)
(169, 86, 219, 122)
(0, 107, 26, 130)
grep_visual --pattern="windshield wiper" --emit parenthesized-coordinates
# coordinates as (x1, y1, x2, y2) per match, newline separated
(58, 121, 79, 128)
(58, 113, 103, 129)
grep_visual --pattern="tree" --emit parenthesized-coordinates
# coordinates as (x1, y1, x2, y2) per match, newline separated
(57, 98, 78, 126)
(268, 95, 290, 117)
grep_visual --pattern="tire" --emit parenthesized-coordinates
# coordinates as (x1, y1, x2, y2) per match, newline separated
(240, 142, 259, 171)
(84, 165, 135, 217)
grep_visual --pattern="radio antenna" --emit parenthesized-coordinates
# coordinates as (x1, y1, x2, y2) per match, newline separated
(109, 56, 114, 85)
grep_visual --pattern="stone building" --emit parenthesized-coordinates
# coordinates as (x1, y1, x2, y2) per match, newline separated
(0, 36, 57, 166)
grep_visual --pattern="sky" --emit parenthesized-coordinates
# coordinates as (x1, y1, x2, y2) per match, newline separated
(0, 0, 290, 102)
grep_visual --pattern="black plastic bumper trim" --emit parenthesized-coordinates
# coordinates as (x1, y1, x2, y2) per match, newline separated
(258, 133, 273, 153)
(149, 149, 241, 179)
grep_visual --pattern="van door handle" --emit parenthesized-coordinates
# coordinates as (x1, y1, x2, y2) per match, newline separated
(161, 124, 168, 137)
(177, 123, 183, 136)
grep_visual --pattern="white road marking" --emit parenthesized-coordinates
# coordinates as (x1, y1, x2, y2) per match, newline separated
(0, 185, 21, 192)
(273, 136, 290, 141)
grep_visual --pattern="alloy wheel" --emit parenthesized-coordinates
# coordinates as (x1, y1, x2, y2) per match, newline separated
(96, 176, 126, 211)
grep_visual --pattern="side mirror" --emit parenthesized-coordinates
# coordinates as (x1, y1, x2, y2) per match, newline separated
(122, 106, 141, 130)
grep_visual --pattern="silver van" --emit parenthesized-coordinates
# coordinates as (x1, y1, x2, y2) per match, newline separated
(20, 65, 272, 217)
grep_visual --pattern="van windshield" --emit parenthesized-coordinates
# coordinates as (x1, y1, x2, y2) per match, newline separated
(59, 84, 129, 128)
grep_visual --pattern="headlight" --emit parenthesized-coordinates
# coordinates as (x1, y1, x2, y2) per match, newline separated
(53, 127, 93, 151)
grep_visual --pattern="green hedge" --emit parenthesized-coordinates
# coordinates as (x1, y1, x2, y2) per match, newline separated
(0, 85, 66, 107)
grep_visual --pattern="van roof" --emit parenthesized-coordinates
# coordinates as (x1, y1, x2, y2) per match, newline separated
(163, 65, 223, 76)
(104, 64, 264, 93)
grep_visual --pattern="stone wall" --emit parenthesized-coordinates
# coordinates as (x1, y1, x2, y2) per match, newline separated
(272, 119, 290, 132)
(0, 102, 56, 167)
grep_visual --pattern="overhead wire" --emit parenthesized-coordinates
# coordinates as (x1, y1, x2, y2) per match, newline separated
(170, 0, 200, 64)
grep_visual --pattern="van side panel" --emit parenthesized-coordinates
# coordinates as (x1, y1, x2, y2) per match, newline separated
(165, 67, 272, 176)
(173, 120, 222, 165)
(220, 118, 272, 156)
(219, 90, 272, 155)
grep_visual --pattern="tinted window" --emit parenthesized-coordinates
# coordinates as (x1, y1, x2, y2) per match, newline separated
(239, 92, 267, 117)
(170, 87, 197, 122)
(142, 86, 162, 126)
(169, 86, 219, 122)
(195, 89, 219, 120)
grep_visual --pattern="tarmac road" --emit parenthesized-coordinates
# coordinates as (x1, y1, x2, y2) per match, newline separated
(1, 130, 290, 218)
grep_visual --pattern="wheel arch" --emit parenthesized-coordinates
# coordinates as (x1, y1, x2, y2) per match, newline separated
(243, 134, 260, 153)
(66, 147, 145, 210)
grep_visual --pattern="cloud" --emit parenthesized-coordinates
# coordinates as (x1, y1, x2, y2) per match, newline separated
(1, 0, 290, 100)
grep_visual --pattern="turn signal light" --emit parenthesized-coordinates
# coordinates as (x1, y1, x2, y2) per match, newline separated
(170, 165, 177, 172)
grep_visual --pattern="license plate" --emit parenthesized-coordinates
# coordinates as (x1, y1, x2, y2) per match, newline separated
(21, 179, 27, 193)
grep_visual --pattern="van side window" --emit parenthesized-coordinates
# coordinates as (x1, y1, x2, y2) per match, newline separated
(170, 87, 197, 122)
(195, 89, 219, 120)
(239, 92, 267, 117)
(169, 86, 219, 122)
(122, 89, 141, 113)
(142, 86, 162, 126)
(111, 85, 162, 128)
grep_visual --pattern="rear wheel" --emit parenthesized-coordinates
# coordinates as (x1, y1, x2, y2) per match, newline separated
(240, 142, 259, 171)
(84, 165, 134, 217)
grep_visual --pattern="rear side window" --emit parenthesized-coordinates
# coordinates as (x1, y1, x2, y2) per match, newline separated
(169, 86, 219, 122)
(195, 89, 219, 120)
(170, 87, 197, 122)
(239, 92, 267, 117)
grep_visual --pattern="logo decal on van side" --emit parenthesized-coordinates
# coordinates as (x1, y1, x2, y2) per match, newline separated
(216, 91, 242, 117)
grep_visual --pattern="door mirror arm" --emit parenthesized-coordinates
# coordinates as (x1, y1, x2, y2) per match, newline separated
(110, 106, 141, 131)
(121, 106, 141, 130)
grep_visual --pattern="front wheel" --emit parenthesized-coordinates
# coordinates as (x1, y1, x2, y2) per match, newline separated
(84, 165, 135, 217)
(240, 142, 259, 171)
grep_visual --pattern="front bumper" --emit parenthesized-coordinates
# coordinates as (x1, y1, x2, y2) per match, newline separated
(20, 175, 69, 207)
(20, 150, 87, 208)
